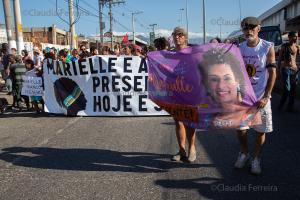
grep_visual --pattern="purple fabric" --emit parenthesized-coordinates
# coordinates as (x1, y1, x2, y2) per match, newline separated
(148, 44, 259, 129)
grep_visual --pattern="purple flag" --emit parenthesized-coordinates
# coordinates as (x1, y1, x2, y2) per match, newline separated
(148, 43, 261, 129)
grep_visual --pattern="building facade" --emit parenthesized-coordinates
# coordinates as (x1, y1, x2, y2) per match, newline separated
(258, 0, 300, 33)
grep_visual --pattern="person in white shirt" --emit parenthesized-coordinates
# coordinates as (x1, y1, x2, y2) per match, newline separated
(234, 17, 276, 175)
(33, 48, 43, 70)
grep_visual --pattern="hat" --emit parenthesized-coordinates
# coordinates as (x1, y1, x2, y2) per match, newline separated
(172, 26, 188, 37)
(45, 47, 51, 53)
(241, 17, 261, 28)
(288, 31, 297, 37)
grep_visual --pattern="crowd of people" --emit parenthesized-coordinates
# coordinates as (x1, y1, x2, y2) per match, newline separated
(0, 15, 299, 176)
(0, 41, 169, 113)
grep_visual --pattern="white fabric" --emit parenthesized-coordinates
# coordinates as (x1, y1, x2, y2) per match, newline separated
(43, 56, 168, 116)
(239, 39, 273, 99)
(237, 99, 273, 133)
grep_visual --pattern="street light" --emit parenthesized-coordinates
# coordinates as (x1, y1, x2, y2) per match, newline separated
(179, 8, 184, 26)
(202, 0, 206, 44)
(132, 11, 142, 44)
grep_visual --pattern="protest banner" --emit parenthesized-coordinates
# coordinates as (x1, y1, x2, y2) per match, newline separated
(21, 74, 43, 96)
(147, 43, 261, 129)
(43, 56, 167, 116)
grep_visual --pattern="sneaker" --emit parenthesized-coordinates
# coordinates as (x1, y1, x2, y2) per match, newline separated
(171, 150, 187, 162)
(188, 151, 197, 163)
(234, 152, 249, 169)
(251, 158, 261, 175)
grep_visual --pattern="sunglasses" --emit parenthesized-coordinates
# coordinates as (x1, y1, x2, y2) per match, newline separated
(172, 32, 185, 37)
(242, 25, 257, 31)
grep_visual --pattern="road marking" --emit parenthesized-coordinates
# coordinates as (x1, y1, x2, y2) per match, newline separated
(36, 117, 81, 147)
(5, 117, 81, 168)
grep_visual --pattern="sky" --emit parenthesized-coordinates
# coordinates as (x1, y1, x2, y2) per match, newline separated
(0, 0, 282, 41)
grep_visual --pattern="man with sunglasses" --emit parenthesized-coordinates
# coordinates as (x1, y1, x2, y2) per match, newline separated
(234, 17, 277, 175)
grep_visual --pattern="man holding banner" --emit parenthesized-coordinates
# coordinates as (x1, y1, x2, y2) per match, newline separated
(234, 17, 277, 175)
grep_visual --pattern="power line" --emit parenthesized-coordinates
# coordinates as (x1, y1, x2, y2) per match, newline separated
(55, 0, 81, 25)
(80, 0, 98, 13)
(113, 9, 149, 32)
(50, 0, 131, 34)
(69, 0, 130, 33)
(120, 4, 153, 29)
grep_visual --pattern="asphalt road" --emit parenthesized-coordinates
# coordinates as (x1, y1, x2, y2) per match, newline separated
(0, 91, 300, 200)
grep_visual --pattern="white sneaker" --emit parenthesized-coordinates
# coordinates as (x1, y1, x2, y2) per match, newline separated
(234, 152, 249, 169)
(251, 158, 262, 175)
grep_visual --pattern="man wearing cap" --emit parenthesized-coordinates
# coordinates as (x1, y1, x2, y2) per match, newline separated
(170, 26, 197, 163)
(234, 17, 276, 175)
(278, 31, 299, 112)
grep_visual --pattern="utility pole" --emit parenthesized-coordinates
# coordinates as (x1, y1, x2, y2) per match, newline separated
(13, 0, 24, 54)
(99, 0, 110, 44)
(109, 0, 113, 49)
(108, 0, 125, 49)
(202, 0, 206, 44)
(132, 11, 142, 44)
(149, 24, 157, 35)
(238, 0, 242, 23)
(99, 0, 105, 43)
(149, 23, 157, 46)
(179, 8, 184, 26)
(69, 0, 76, 50)
(3, 0, 15, 53)
(185, 0, 189, 42)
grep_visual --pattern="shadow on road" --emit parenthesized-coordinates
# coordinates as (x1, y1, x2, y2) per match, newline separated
(0, 147, 213, 173)
(155, 98, 300, 199)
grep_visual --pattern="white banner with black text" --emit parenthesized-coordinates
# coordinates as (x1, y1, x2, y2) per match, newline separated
(43, 56, 167, 116)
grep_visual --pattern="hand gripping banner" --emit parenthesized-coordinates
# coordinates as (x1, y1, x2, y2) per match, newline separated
(147, 44, 261, 129)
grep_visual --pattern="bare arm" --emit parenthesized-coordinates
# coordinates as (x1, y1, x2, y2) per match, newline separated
(257, 45, 276, 109)
(263, 45, 276, 98)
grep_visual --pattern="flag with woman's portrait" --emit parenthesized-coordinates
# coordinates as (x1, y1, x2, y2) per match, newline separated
(147, 43, 261, 129)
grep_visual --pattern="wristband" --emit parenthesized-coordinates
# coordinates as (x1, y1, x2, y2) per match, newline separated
(266, 63, 277, 68)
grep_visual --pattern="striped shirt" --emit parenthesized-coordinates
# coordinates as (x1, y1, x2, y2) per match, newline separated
(10, 63, 27, 85)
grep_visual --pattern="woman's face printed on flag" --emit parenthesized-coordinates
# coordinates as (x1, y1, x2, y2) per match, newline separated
(199, 48, 244, 108)
(207, 63, 239, 105)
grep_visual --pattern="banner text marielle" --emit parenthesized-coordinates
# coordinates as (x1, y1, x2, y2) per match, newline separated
(44, 56, 167, 116)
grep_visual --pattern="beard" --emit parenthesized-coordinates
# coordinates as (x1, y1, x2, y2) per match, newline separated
(245, 35, 256, 43)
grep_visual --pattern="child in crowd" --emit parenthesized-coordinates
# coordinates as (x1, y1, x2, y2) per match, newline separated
(24, 59, 44, 113)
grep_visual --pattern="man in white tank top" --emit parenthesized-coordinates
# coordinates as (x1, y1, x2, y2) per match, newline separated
(234, 17, 277, 175)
